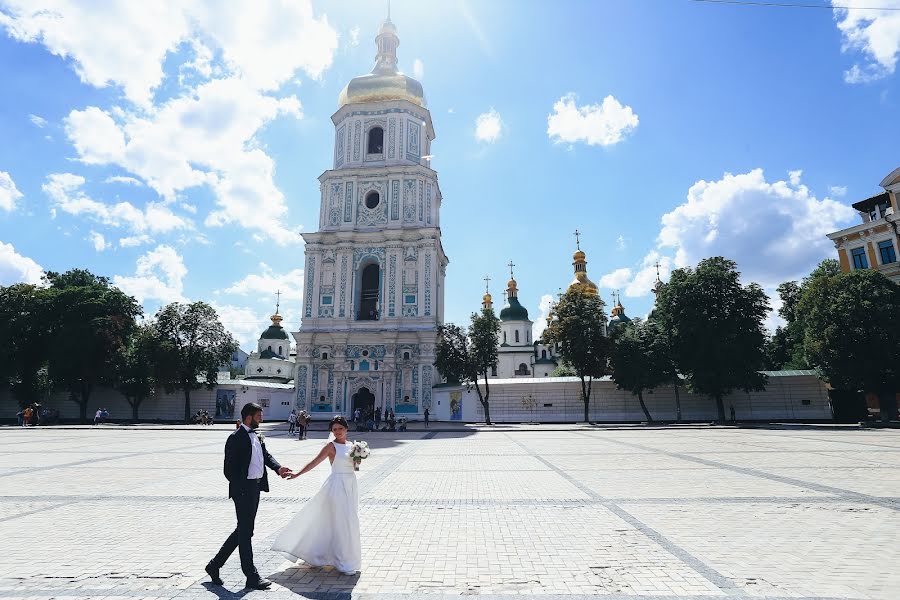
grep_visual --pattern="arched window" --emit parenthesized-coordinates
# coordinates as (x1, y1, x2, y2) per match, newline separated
(322, 352, 328, 360)
(358, 263, 380, 320)
(267, 345, 272, 351)
(367, 126, 384, 154)
(541, 349, 547, 359)
(278, 346, 282, 355)
(503, 331, 507, 344)
(515, 330, 520, 343)
(365, 191, 380, 209)
(403, 351, 410, 360)
(491, 366, 498, 377)
(350, 360, 355, 370)
(515, 363, 530, 375)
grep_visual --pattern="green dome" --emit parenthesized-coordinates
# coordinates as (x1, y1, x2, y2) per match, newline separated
(607, 313, 631, 333)
(499, 297, 529, 321)
(261, 324, 289, 340)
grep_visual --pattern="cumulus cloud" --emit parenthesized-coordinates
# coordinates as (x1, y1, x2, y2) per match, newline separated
(474, 108, 503, 143)
(210, 302, 268, 350)
(599, 169, 858, 299)
(833, 0, 900, 83)
(43, 173, 191, 235)
(348, 25, 360, 47)
(218, 262, 304, 302)
(547, 93, 638, 147)
(0, 241, 44, 285)
(531, 293, 554, 342)
(64, 78, 303, 244)
(829, 185, 848, 197)
(598, 267, 633, 291)
(0, 0, 338, 106)
(88, 230, 109, 251)
(119, 234, 153, 248)
(0, 171, 23, 212)
(113, 244, 187, 304)
(105, 175, 144, 186)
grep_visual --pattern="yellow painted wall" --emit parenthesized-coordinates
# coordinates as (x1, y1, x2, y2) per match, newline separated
(838, 247, 851, 272)
(867, 242, 879, 268)
(890, 191, 898, 212)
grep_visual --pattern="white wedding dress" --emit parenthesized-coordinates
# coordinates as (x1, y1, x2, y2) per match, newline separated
(272, 440, 362, 574)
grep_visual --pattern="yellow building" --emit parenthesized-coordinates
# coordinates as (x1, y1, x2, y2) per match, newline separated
(827, 166, 900, 283)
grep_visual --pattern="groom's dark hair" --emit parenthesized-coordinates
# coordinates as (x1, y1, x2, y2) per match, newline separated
(241, 402, 263, 420)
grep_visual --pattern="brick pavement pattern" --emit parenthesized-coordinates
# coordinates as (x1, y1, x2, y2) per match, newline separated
(1, 425, 899, 599)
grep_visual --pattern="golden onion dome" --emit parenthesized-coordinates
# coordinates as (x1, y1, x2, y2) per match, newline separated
(568, 243, 598, 295)
(573, 249, 586, 262)
(338, 18, 426, 109)
(482, 292, 492, 304)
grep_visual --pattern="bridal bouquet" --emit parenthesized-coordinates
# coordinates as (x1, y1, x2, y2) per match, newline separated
(350, 440, 370, 471)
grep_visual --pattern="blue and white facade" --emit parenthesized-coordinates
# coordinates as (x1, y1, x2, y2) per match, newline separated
(292, 18, 448, 418)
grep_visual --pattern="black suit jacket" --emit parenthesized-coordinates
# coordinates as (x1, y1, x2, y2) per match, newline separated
(224, 426, 282, 498)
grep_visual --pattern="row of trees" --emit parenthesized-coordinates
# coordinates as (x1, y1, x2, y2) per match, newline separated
(0, 270, 237, 423)
(436, 256, 900, 425)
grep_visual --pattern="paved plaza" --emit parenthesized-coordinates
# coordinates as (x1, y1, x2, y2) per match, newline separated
(1, 424, 899, 599)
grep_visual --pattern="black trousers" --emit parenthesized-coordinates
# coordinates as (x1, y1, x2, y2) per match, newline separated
(211, 481, 261, 581)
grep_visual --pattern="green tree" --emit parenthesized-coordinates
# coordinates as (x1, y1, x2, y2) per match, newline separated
(548, 363, 576, 377)
(44, 269, 142, 423)
(609, 319, 668, 422)
(0, 284, 52, 407)
(115, 322, 158, 422)
(153, 301, 238, 422)
(542, 288, 609, 423)
(654, 257, 769, 423)
(799, 268, 900, 422)
(435, 307, 500, 425)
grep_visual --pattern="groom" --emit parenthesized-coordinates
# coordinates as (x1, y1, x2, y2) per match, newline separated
(206, 402, 292, 590)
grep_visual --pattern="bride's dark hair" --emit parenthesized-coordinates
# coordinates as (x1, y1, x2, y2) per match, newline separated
(329, 415, 349, 431)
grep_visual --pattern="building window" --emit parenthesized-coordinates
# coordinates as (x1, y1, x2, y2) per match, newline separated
(319, 395, 326, 403)
(322, 352, 328, 360)
(365, 191, 380, 209)
(870, 199, 891, 222)
(321, 295, 333, 305)
(491, 366, 497, 377)
(541, 349, 547, 359)
(403, 351, 410, 360)
(878, 240, 897, 264)
(267, 345, 272, 351)
(367, 126, 384, 154)
(502, 331, 507, 344)
(278, 346, 283, 355)
(515, 330, 520, 343)
(358, 263, 380, 320)
(350, 360, 354, 370)
(404, 294, 416, 304)
(851, 246, 868, 269)
(514, 363, 530, 376)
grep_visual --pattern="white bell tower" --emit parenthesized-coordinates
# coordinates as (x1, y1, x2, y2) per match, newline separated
(292, 16, 448, 419)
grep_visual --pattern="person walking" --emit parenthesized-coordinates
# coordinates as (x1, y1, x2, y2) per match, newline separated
(423, 407, 430, 429)
(374, 407, 381, 430)
(288, 410, 296, 435)
(22, 406, 33, 427)
(206, 402, 293, 590)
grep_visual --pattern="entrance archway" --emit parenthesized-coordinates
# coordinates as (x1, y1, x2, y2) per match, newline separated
(352, 387, 375, 416)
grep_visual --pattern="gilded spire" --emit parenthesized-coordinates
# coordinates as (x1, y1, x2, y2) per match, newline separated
(482, 274, 493, 309)
(271, 290, 283, 326)
(567, 233, 597, 295)
(506, 260, 518, 299)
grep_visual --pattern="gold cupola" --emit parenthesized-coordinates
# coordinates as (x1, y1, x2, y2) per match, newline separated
(482, 275, 493, 310)
(338, 17, 426, 108)
(567, 231, 598, 295)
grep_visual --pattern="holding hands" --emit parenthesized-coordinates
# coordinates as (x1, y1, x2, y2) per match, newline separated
(277, 466, 293, 478)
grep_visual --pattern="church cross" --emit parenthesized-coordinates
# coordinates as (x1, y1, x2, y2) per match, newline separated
(654, 261, 661, 280)
(574, 229, 581, 249)
(275, 289, 281, 314)
(483, 274, 491, 293)
(507, 260, 515, 280)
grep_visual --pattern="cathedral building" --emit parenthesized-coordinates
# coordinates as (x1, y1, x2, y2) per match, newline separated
(291, 17, 447, 418)
(244, 303, 295, 384)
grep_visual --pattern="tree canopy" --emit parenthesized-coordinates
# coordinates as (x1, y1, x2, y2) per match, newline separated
(609, 319, 668, 422)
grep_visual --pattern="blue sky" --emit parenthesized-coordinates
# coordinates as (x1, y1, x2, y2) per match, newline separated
(1, 0, 898, 349)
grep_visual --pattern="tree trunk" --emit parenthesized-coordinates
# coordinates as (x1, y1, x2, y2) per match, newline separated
(79, 380, 91, 424)
(877, 389, 898, 423)
(130, 397, 142, 422)
(638, 391, 652, 422)
(673, 380, 683, 423)
(715, 394, 726, 423)
(580, 376, 590, 423)
(184, 387, 192, 423)
(474, 378, 491, 426)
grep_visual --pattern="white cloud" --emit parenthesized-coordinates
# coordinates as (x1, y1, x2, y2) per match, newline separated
(88, 230, 109, 251)
(788, 169, 803, 186)
(43, 173, 191, 235)
(0, 171, 23, 212)
(104, 175, 143, 186)
(349, 26, 360, 47)
(829, 185, 848, 197)
(112, 244, 187, 304)
(531, 293, 554, 342)
(615, 235, 627, 251)
(547, 93, 638, 147)
(599, 169, 858, 298)
(210, 302, 267, 350)
(833, 0, 900, 83)
(218, 262, 304, 302)
(598, 267, 633, 290)
(413, 58, 424, 80)
(29, 114, 47, 128)
(0, 1, 338, 106)
(0, 241, 44, 285)
(64, 78, 303, 244)
(119, 234, 152, 248)
(474, 108, 503, 143)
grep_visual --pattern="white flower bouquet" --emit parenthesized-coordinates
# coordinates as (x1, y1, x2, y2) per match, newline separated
(350, 440, 370, 471)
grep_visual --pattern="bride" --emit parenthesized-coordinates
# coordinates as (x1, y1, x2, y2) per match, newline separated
(272, 415, 362, 575)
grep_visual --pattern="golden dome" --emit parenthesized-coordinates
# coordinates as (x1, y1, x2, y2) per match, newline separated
(338, 18, 426, 108)
(568, 243, 598, 295)
(573, 249, 586, 262)
(482, 292, 493, 304)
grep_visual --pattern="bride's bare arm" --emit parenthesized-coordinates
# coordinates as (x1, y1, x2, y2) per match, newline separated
(289, 443, 335, 478)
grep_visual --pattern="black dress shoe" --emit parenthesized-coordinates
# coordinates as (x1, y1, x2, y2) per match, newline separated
(246, 577, 272, 590)
(205, 563, 223, 586)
